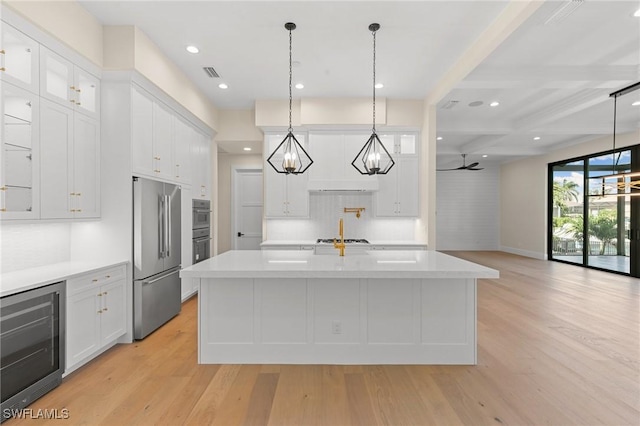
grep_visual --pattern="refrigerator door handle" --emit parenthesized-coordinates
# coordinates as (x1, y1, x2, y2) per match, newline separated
(159, 195, 165, 258)
(141, 268, 180, 285)
(166, 194, 172, 258)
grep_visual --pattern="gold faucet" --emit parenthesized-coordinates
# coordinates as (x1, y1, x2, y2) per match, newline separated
(333, 218, 345, 256)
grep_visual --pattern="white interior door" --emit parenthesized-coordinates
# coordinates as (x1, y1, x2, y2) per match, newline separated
(233, 168, 263, 250)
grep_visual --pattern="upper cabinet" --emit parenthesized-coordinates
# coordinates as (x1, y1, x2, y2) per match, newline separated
(1, 20, 101, 221)
(39, 98, 100, 219)
(0, 83, 40, 219)
(131, 85, 209, 193)
(375, 133, 419, 217)
(40, 47, 100, 119)
(0, 23, 39, 94)
(264, 133, 309, 218)
(192, 130, 211, 199)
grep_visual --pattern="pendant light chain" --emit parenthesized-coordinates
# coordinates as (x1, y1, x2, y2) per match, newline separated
(372, 28, 376, 134)
(288, 26, 293, 133)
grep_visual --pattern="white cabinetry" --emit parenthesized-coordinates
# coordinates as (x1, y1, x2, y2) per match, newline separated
(66, 265, 126, 373)
(192, 130, 211, 199)
(1, 83, 39, 219)
(132, 85, 209, 193)
(376, 133, 419, 217)
(264, 133, 308, 218)
(40, 98, 100, 219)
(173, 116, 193, 185)
(132, 86, 176, 180)
(40, 47, 99, 119)
(0, 23, 39, 94)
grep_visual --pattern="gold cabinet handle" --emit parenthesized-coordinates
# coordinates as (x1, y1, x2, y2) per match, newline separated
(98, 310, 103, 314)
(0, 186, 7, 191)
(0, 50, 5, 54)
(105, 275, 111, 279)
(76, 192, 81, 196)
(0, 209, 7, 212)
(76, 88, 81, 93)
(76, 102, 81, 106)
(70, 192, 76, 196)
(154, 169, 161, 173)
(70, 85, 76, 90)
(103, 307, 108, 312)
(0, 68, 5, 72)
(70, 99, 76, 104)
(103, 291, 108, 295)
(92, 279, 98, 282)
(154, 156, 161, 160)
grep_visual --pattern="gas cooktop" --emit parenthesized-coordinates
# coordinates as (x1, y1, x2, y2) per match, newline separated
(316, 238, 370, 244)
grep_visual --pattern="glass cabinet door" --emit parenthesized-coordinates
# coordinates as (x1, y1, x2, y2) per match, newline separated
(40, 47, 74, 107)
(1, 83, 39, 219)
(0, 23, 40, 94)
(75, 67, 99, 118)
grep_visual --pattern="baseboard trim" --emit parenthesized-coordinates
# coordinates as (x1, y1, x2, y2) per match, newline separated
(500, 246, 547, 260)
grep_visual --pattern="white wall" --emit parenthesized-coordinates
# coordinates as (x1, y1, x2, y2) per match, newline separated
(436, 167, 500, 251)
(0, 223, 71, 273)
(500, 131, 639, 259)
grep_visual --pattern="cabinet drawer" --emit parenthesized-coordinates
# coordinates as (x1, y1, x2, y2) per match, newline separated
(67, 265, 126, 295)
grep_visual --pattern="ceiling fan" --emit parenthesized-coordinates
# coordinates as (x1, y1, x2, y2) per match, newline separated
(437, 154, 484, 171)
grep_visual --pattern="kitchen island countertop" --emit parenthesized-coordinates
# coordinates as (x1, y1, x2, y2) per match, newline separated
(181, 249, 498, 280)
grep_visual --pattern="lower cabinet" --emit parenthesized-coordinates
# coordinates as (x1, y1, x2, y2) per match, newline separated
(66, 265, 126, 373)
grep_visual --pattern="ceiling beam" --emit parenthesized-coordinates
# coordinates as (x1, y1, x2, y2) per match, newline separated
(424, 0, 544, 106)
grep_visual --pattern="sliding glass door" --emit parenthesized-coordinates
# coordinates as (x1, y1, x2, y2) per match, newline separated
(549, 146, 639, 277)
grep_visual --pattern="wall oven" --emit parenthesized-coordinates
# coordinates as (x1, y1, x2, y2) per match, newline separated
(192, 199, 211, 230)
(1, 282, 65, 422)
(192, 199, 211, 264)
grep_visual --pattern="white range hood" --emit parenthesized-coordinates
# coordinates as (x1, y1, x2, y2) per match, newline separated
(307, 179, 378, 192)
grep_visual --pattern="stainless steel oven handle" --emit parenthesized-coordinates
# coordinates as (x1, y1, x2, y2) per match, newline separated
(193, 237, 212, 243)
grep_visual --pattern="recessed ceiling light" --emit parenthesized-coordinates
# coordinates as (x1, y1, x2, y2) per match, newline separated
(218, 83, 228, 89)
(374, 83, 384, 89)
(533, 136, 541, 140)
(489, 101, 500, 107)
(634, 8, 640, 17)
(482, 155, 488, 158)
(632, 101, 640, 106)
(243, 147, 252, 151)
(186, 45, 199, 54)
(295, 83, 304, 89)
(436, 136, 443, 141)
(469, 101, 483, 107)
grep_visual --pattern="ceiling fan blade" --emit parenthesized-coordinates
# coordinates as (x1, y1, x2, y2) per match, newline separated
(468, 167, 484, 171)
(436, 168, 458, 171)
(467, 162, 480, 168)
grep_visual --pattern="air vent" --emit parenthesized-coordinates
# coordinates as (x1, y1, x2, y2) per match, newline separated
(203, 67, 220, 78)
(440, 100, 459, 110)
(544, 0, 584, 25)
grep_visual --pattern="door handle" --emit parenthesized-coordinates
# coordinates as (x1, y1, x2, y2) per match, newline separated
(237, 232, 245, 237)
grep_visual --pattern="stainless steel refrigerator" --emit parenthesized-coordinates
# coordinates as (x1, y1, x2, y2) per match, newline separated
(133, 177, 181, 339)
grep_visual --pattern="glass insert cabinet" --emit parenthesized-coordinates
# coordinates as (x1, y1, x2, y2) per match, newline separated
(1, 83, 39, 219)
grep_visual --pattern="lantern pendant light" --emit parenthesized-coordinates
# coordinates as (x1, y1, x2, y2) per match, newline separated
(266, 22, 313, 175)
(352, 23, 394, 175)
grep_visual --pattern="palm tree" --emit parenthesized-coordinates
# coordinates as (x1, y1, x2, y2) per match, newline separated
(553, 179, 580, 211)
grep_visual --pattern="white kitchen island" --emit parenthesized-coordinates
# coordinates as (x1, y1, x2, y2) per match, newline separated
(180, 250, 499, 365)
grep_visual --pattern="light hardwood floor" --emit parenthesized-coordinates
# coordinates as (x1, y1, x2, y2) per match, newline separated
(7, 252, 639, 425)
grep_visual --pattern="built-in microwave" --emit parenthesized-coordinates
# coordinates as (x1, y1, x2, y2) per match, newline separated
(192, 199, 211, 230)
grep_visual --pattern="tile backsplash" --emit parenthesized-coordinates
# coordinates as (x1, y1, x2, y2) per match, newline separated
(1, 223, 71, 273)
(266, 193, 416, 241)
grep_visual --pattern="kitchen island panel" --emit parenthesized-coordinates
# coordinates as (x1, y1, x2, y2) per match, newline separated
(198, 276, 478, 364)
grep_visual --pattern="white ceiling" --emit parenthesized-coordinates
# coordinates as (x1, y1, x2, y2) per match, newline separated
(79, 1, 640, 164)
